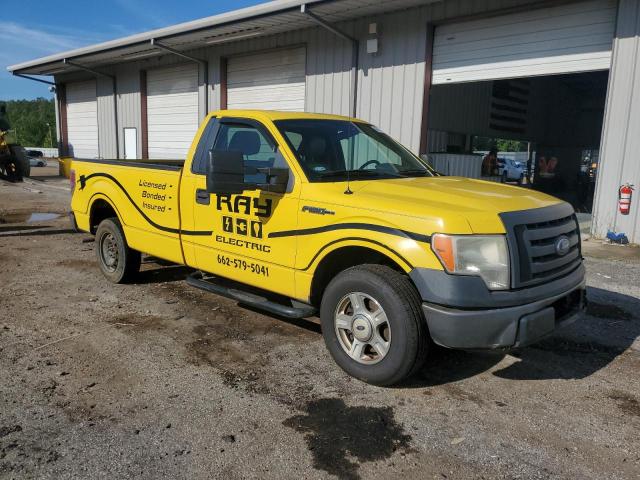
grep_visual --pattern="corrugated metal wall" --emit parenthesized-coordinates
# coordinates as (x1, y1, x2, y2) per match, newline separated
(427, 153, 483, 177)
(592, 0, 640, 244)
(96, 77, 117, 158)
(114, 68, 141, 159)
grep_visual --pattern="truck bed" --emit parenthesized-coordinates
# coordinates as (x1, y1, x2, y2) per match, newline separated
(71, 156, 188, 265)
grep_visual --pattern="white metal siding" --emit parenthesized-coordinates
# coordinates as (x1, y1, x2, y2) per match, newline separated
(592, 0, 640, 244)
(96, 76, 117, 158)
(227, 47, 306, 111)
(427, 153, 483, 178)
(432, 0, 617, 84)
(116, 68, 141, 159)
(147, 64, 199, 159)
(66, 80, 99, 158)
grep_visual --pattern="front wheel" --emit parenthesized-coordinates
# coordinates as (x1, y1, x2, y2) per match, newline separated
(320, 265, 429, 386)
(95, 218, 141, 283)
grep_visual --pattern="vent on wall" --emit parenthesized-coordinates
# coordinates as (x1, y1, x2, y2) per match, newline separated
(489, 79, 530, 135)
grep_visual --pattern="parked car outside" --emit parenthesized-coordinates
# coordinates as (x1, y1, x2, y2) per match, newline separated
(26, 149, 44, 158)
(29, 157, 47, 167)
(498, 157, 525, 182)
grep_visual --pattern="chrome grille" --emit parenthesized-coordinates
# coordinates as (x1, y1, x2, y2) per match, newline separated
(500, 204, 582, 288)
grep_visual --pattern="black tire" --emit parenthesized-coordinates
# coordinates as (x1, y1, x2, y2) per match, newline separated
(95, 217, 141, 283)
(320, 264, 429, 386)
(501, 171, 508, 183)
(9, 145, 30, 179)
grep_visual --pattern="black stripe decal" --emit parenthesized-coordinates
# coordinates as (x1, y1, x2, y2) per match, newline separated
(300, 237, 414, 271)
(80, 172, 212, 236)
(268, 223, 431, 243)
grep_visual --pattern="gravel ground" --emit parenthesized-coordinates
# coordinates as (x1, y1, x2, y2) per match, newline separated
(1, 165, 639, 480)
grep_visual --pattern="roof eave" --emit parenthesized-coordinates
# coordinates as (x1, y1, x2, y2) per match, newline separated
(7, 0, 325, 73)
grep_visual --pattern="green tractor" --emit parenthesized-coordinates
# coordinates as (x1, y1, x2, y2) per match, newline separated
(0, 105, 30, 182)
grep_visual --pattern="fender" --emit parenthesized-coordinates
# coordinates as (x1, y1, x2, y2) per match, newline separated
(88, 192, 125, 227)
(302, 237, 414, 273)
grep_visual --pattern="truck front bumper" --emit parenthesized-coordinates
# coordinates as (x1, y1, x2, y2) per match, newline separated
(411, 264, 586, 350)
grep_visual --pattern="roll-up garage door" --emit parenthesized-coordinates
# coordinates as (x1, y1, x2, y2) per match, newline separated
(432, 0, 616, 84)
(147, 64, 199, 159)
(66, 80, 99, 158)
(227, 47, 306, 111)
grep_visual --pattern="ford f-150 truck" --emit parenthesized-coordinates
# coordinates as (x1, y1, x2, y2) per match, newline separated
(70, 110, 586, 386)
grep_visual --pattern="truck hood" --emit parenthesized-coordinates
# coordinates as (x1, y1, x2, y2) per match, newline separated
(324, 176, 564, 234)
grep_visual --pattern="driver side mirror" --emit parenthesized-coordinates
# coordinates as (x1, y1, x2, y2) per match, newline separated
(206, 149, 249, 195)
(254, 167, 290, 194)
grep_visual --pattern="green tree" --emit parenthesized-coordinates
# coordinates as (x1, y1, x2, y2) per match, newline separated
(0, 98, 57, 148)
(472, 136, 528, 153)
(496, 139, 527, 152)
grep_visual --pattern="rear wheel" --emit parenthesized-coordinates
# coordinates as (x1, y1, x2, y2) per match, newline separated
(95, 218, 140, 283)
(320, 265, 428, 386)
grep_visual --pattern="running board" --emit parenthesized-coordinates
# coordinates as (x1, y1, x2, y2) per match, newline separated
(186, 272, 317, 319)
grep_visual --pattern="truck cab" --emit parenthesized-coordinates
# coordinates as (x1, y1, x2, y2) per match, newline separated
(70, 110, 586, 386)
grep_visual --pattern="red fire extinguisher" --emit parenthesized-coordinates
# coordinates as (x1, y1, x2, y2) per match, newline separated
(618, 183, 634, 215)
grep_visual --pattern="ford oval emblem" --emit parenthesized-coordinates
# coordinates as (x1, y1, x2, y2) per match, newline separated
(555, 235, 571, 256)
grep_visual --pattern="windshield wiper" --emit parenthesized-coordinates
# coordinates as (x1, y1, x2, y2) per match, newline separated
(318, 170, 404, 180)
(398, 168, 431, 176)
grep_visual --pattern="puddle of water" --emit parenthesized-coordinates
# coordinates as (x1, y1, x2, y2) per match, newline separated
(0, 212, 60, 224)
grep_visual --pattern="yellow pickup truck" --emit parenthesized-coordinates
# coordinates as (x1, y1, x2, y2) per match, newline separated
(71, 110, 586, 385)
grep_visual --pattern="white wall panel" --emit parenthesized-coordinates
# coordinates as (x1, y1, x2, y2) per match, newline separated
(66, 80, 99, 158)
(96, 76, 117, 158)
(147, 63, 199, 159)
(592, 0, 640, 244)
(115, 68, 141, 159)
(227, 47, 306, 111)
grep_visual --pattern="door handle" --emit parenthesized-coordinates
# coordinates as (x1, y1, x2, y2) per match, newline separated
(196, 189, 210, 205)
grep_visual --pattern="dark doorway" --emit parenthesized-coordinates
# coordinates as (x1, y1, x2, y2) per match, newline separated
(425, 70, 609, 214)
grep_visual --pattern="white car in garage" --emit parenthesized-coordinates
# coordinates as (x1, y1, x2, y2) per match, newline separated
(498, 157, 525, 182)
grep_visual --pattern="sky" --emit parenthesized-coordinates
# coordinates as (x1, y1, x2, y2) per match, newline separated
(0, 0, 266, 100)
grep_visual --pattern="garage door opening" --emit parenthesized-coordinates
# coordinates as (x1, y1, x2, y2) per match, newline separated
(66, 80, 99, 159)
(146, 64, 199, 160)
(425, 70, 609, 223)
(226, 47, 306, 112)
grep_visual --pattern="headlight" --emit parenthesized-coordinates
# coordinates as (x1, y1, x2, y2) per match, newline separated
(431, 234, 510, 290)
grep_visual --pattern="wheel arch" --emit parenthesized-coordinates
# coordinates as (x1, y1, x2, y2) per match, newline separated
(88, 194, 123, 234)
(309, 241, 412, 307)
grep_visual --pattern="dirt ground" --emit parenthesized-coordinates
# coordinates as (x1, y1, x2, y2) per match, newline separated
(1, 163, 639, 480)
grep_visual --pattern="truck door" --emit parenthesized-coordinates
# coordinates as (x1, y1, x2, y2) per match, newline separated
(185, 117, 301, 298)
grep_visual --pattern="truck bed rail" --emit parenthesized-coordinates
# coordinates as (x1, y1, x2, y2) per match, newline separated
(71, 158, 184, 171)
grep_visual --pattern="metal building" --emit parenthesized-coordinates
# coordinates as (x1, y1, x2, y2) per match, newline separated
(7, 0, 640, 243)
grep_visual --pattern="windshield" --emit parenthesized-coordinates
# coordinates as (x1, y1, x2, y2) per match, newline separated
(274, 119, 436, 182)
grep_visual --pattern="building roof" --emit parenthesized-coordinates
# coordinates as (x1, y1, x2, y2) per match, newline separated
(8, 0, 438, 76)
